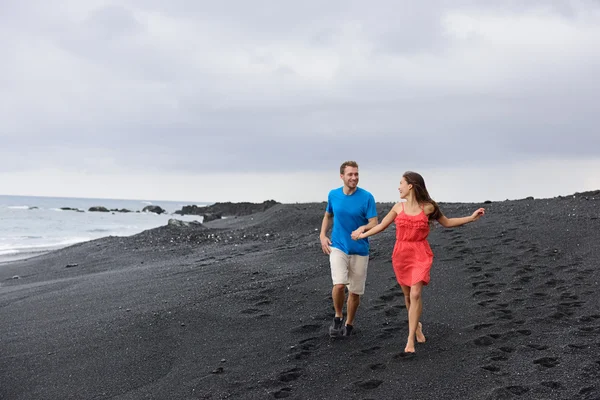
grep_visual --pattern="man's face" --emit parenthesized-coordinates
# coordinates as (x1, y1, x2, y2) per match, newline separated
(341, 166, 359, 189)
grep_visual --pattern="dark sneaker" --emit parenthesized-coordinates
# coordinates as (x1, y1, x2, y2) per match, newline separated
(342, 324, 354, 337)
(329, 317, 343, 337)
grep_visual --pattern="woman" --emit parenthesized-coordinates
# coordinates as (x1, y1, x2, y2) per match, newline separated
(352, 171, 485, 353)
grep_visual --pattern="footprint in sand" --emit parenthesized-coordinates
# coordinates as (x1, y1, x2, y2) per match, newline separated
(488, 386, 529, 399)
(578, 314, 600, 323)
(540, 381, 561, 389)
(526, 344, 549, 351)
(278, 368, 303, 382)
(240, 308, 261, 314)
(467, 266, 483, 273)
(353, 379, 383, 390)
(290, 324, 320, 334)
(481, 364, 501, 373)
(289, 337, 319, 360)
(473, 290, 502, 298)
(473, 323, 494, 331)
(271, 387, 292, 398)
(473, 336, 495, 346)
(533, 357, 560, 368)
(567, 343, 589, 350)
(392, 352, 416, 360)
(384, 308, 400, 317)
(499, 346, 515, 353)
(359, 346, 381, 355)
(578, 326, 600, 334)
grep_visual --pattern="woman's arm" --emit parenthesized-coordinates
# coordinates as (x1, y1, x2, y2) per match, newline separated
(437, 208, 485, 228)
(353, 203, 401, 240)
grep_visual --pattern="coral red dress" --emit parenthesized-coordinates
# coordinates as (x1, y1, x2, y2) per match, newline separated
(392, 203, 434, 287)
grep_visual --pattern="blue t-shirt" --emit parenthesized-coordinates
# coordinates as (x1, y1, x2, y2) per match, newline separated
(326, 187, 377, 256)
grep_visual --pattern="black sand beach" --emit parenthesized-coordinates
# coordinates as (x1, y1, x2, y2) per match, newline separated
(1, 193, 600, 400)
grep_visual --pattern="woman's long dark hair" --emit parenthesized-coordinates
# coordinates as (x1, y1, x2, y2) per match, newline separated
(403, 171, 441, 221)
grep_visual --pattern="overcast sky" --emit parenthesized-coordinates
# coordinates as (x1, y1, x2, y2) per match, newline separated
(1, 1, 599, 203)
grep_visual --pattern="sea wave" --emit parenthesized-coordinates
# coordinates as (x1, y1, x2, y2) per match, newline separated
(0, 238, 91, 252)
(7, 205, 30, 209)
(0, 238, 94, 263)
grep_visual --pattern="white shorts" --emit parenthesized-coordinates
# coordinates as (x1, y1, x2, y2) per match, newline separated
(329, 247, 369, 295)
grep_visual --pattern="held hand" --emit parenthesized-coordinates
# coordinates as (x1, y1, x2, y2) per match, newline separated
(471, 208, 485, 222)
(351, 226, 365, 240)
(320, 236, 332, 255)
(352, 232, 367, 241)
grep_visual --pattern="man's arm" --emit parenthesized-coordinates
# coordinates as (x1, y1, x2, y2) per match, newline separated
(319, 212, 333, 254)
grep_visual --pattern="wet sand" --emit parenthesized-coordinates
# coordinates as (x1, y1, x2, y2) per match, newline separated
(1, 193, 599, 399)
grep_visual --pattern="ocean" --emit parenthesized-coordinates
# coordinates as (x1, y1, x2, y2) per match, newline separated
(0, 195, 210, 263)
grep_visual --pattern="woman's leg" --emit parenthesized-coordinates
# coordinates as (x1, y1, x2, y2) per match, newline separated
(400, 284, 411, 310)
(406, 282, 424, 353)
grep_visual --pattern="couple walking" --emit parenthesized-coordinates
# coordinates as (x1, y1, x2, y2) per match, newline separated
(319, 161, 485, 353)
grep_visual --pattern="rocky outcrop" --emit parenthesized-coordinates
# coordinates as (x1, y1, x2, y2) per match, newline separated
(89, 206, 109, 212)
(142, 205, 166, 214)
(202, 213, 222, 222)
(168, 219, 204, 228)
(175, 200, 279, 217)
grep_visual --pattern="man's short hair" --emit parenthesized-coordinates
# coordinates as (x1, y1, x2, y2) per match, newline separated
(340, 161, 359, 175)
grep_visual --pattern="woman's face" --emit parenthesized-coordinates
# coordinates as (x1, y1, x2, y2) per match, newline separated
(398, 177, 411, 199)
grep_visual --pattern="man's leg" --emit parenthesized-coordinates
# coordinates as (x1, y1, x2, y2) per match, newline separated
(332, 284, 346, 318)
(346, 292, 360, 326)
(345, 254, 369, 333)
(329, 249, 349, 337)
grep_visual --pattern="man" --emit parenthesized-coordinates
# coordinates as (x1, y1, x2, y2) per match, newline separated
(320, 161, 378, 337)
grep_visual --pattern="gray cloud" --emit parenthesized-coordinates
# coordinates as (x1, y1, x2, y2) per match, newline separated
(2, 0, 600, 183)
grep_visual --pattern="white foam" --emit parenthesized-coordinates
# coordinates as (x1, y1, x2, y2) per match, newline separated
(7, 205, 30, 209)
(0, 238, 92, 253)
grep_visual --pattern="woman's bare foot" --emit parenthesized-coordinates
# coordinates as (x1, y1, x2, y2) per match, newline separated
(404, 339, 416, 353)
(416, 322, 426, 343)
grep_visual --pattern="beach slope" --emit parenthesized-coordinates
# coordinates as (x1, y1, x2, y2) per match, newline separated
(1, 194, 599, 399)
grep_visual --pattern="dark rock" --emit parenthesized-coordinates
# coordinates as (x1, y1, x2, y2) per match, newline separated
(28, 206, 39, 210)
(142, 205, 166, 214)
(175, 200, 279, 217)
(202, 213, 222, 222)
(525, 196, 534, 200)
(483, 200, 492, 204)
(65, 264, 78, 268)
(60, 207, 84, 212)
(167, 219, 203, 228)
(89, 206, 109, 212)
(110, 209, 132, 213)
